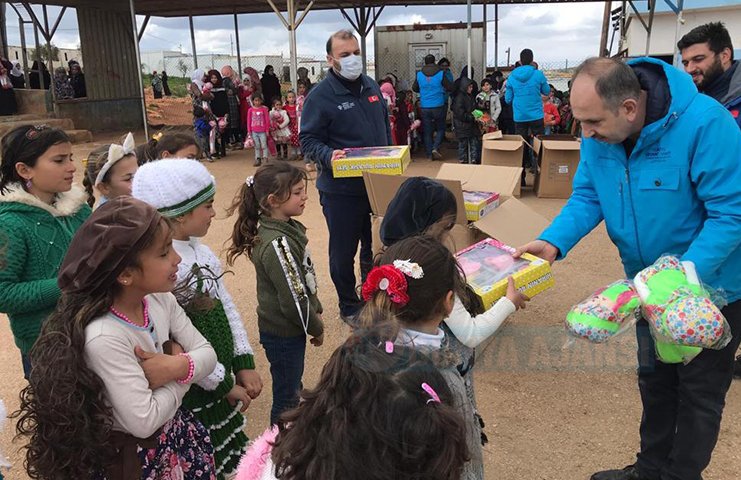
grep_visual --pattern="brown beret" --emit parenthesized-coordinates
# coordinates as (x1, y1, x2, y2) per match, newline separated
(58, 196, 163, 294)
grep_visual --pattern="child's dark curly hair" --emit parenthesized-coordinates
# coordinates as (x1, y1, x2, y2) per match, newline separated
(271, 327, 470, 479)
(14, 219, 171, 479)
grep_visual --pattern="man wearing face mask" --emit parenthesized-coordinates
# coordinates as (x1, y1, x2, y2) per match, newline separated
(678, 22, 740, 129)
(300, 29, 392, 324)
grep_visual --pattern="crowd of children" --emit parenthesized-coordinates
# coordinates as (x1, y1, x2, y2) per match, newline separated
(0, 116, 535, 478)
(187, 68, 311, 170)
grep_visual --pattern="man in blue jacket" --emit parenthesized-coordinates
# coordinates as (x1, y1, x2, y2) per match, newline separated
(413, 54, 454, 160)
(300, 29, 391, 322)
(505, 49, 550, 183)
(516, 57, 741, 480)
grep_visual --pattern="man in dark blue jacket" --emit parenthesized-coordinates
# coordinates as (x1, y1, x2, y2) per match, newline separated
(517, 57, 741, 480)
(300, 29, 391, 321)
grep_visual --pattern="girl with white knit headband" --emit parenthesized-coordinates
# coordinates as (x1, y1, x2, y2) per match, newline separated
(133, 158, 262, 479)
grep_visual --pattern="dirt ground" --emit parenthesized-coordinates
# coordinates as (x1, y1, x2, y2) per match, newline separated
(1, 133, 740, 480)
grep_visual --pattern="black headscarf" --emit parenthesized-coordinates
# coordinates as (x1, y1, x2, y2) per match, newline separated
(380, 177, 458, 247)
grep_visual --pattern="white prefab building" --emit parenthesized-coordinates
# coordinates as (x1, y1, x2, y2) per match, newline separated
(626, 4, 741, 61)
(374, 22, 485, 89)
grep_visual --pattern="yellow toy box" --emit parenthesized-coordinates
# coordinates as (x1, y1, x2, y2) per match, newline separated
(456, 238, 554, 310)
(463, 191, 500, 222)
(332, 145, 411, 178)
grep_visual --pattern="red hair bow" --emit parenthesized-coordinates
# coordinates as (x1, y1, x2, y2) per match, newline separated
(362, 265, 410, 306)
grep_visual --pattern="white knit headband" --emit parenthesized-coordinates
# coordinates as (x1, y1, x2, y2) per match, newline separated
(95, 132, 136, 186)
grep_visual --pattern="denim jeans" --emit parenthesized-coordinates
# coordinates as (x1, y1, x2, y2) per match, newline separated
(457, 137, 481, 164)
(260, 331, 307, 426)
(252, 132, 269, 160)
(635, 301, 741, 480)
(421, 106, 447, 157)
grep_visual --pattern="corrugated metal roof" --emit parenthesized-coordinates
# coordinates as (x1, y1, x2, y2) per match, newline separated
(24, 0, 608, 18)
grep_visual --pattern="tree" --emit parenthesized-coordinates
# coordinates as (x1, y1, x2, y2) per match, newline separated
(177, 58, 189, 78)
(29, 44, 60, 63)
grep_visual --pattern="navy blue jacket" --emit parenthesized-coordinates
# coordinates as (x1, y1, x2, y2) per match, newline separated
(300, 71, 392, 196)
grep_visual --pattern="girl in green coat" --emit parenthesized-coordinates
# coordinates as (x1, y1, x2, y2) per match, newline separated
(0, 125, 91, 378)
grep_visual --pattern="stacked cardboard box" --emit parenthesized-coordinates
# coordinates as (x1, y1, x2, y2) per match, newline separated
(363, 163, 550, 256)
(532, 135, 581, 199)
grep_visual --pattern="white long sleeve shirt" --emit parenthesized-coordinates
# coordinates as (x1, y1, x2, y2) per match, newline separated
(84, 292, 217, 438)
(444, 295, 516, 349)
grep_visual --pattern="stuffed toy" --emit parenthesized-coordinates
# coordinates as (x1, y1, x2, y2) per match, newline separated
(565, 280, 642, 343)
(634, 255, 730, 363)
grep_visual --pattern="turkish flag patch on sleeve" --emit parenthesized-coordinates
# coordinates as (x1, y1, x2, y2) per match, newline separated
(368, 95, 379, 103)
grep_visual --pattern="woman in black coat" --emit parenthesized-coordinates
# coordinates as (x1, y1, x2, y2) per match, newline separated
(207, 69, 230, 158)
(260, 65, 282, 105)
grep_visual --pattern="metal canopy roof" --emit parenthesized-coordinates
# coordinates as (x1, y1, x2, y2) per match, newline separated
(25, 0, 605, 18)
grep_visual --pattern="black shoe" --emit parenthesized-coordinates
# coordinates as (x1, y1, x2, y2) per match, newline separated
(733, 355, 741, 379)
(590, 465, 640, 480)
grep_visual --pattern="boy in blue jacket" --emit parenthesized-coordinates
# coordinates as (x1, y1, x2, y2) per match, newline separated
(517, 57, 741, 480)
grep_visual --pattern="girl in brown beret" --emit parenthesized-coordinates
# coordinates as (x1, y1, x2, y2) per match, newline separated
(16, 197, 219, 480)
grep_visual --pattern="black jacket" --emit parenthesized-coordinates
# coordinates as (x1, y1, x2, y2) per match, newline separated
(452, 78, 477, 139)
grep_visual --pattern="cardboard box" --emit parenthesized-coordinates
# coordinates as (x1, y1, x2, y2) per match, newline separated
(363, 163, 551, 257)
(463, 191, 500, 222)
(332, 145, 411, 178)
(481, 134, 524, 169)
(532, 135, 581, 199)
(456, 238, 554, 310)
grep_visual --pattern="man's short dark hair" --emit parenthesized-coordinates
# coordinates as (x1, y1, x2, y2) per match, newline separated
(677, 22, 734, 61)
(424, 54, 436, 65)
(520, 49, 534, 66)
(326, 29, 358, 55)
(572, 57, 641, 112)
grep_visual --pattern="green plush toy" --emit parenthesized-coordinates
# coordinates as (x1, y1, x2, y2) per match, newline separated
(565, 280, 641, 343)
(634, 255, 729, 364)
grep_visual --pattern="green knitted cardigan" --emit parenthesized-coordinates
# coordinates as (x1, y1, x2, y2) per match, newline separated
(0, 184, 91, 353)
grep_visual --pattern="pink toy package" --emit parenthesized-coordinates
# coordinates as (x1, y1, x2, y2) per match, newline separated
(455, 238, 554, 309)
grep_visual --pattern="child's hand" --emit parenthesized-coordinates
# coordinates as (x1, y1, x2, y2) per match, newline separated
(236, 369, 263, 399)
(134, 346, 187, 389)
(226, 384, 251, 412)
(310, 334, 324, 347)
(505, 276, 530, 310)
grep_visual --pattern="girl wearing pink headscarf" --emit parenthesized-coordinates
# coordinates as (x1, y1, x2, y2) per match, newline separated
(380, 78, 398, 144)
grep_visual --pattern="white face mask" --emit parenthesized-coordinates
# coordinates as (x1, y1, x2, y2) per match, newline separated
(334, 54, 363, 81)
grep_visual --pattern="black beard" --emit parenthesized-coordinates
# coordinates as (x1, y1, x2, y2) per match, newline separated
(698, 57, 724, 90)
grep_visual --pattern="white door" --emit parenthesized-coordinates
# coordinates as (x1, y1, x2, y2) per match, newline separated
(409, 43, 446, 80)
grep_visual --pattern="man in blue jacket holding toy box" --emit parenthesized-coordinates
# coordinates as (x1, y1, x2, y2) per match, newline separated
(517, 57, 741, 480)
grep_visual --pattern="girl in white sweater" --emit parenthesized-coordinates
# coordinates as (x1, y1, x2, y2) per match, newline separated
(16, 197, 218, 480)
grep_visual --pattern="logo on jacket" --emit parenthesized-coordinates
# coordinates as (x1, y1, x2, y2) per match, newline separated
(337, 101, 356, 111)
(645, 146, 672, 162)
(368, 95, 379, 103)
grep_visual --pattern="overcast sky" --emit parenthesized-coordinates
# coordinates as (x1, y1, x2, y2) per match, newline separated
(5, 3, 609, 66)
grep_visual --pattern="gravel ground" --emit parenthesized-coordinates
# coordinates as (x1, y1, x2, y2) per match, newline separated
(1, 133, 739, 480)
